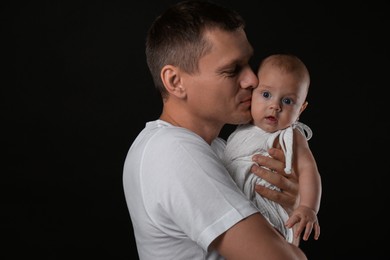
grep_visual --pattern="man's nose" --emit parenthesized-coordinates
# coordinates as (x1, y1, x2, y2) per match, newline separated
(241, 67, 258, 89)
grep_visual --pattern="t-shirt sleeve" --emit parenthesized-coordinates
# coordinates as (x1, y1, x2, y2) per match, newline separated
(140, 128, 258, 250)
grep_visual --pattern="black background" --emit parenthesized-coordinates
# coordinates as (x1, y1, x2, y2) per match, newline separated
(3, 0, 388, 259)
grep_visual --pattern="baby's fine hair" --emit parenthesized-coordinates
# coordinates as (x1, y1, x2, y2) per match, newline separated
(258, 54, 310, 86)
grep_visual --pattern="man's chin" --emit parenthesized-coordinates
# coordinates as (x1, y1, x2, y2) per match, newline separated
(229, 115, 252, 125)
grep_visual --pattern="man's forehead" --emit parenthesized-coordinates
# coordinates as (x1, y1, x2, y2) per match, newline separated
(203, 28, 253, 60)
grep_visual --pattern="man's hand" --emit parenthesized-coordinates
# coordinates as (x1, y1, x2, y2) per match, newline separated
(251, 147, 300, 215)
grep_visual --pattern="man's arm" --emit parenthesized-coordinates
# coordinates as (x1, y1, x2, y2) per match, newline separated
(210, 212, 307, 259)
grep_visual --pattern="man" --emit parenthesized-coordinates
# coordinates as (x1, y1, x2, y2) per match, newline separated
(123, 1, 306, 259)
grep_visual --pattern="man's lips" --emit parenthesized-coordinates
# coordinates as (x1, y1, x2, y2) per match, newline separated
(240, 97, 252, 105)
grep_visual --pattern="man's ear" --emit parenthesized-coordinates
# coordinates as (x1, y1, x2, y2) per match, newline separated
(161, 65, 187, 99)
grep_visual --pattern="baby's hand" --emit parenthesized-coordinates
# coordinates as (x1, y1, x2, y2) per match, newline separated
(285, 205, 320, 241)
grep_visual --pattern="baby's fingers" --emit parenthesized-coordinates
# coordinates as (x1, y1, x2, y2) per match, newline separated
(302, 222, 313, 241)
(285, 215, 300, 228)
(294, 221, 306, 240)
(313, 222, 320, 240)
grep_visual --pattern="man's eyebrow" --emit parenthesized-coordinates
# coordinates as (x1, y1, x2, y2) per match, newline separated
(217, 56, 250, 71)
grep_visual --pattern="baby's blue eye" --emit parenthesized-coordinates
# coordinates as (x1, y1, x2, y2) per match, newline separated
(283, 98, 293, 105)
(262, 91, 271, 98)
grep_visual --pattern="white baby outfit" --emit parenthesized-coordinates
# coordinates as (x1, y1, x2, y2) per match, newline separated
(223, 122, 312, 243)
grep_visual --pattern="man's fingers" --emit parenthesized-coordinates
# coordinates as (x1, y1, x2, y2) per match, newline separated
(268, 148, 285, 164)
(251, 164, 289, 190)
(252, 153, 286, 175)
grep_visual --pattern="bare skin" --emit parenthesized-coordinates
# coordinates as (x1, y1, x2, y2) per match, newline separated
(253, 148, 300, 217)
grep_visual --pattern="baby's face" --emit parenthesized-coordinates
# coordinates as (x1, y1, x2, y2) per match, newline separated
(251, 67, 309, 133)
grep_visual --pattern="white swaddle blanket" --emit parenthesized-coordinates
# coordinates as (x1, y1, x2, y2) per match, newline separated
(222, 122, 312, 243)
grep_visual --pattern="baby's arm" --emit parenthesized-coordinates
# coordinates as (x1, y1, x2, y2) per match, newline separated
(286, 205, 320, 241)
(285, 129, 322, 240)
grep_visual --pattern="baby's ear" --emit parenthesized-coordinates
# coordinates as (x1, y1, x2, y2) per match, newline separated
(299, 101, 308, 114)
(161, 65, 186, 99)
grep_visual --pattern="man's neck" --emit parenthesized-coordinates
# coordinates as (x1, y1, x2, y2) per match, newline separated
(159, 107, 222, 145)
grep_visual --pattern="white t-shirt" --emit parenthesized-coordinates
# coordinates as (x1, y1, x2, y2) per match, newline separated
(123, 120, 258, 259)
